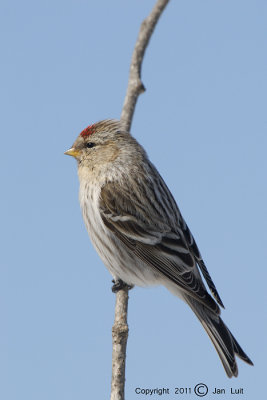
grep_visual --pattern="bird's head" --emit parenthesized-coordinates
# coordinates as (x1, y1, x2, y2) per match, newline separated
(64, 119, 127, 168)
(65, 119, 147, 182)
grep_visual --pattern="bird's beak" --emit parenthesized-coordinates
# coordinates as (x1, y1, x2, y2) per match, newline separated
(64, 148, 80, 158)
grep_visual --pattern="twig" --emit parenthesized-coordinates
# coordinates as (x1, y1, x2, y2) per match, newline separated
(120, 0, 170, 133)
(111, 288, 129, 400)
(111, 1, 170, 399)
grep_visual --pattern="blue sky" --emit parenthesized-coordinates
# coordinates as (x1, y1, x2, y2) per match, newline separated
(1, 0, 266, 399)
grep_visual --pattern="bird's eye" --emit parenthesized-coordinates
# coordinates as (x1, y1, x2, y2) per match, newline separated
(86, 142, 95, 148)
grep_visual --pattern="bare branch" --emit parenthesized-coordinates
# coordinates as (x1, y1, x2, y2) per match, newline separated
(111, 1, 170, 400)
(120, 0, 170, 132)
(111, 288, 129, 400)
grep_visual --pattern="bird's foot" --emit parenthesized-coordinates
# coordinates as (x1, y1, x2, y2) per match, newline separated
(111, 279, 134, 293)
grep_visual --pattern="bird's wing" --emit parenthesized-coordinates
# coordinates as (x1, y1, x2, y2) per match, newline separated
(100, 181, 220, 314)
(179, 217, 224, 308)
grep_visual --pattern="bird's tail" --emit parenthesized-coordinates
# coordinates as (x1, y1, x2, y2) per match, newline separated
(183, 294, 253, 377)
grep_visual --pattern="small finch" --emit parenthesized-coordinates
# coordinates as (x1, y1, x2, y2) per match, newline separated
(65, 119, 253, 377)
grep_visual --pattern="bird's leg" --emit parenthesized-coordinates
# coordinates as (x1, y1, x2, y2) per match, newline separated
(111, 279, 134, 293)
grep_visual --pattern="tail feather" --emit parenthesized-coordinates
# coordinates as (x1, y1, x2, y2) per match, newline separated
(183, 294, 253, 378)
(232, 333, 254, 365)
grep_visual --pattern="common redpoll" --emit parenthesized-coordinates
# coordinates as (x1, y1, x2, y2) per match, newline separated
(65, 119, 253, 377)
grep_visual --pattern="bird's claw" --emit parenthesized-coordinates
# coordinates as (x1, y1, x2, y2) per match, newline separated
(111, 279, 134, 293)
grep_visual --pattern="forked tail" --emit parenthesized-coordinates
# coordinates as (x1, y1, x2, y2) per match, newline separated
(183, 294, 253, 377)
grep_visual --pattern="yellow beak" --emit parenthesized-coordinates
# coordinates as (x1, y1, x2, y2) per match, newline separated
(64, 148, 80, 158)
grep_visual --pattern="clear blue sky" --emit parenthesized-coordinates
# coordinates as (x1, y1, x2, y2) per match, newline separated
(1, 1, 266, 399)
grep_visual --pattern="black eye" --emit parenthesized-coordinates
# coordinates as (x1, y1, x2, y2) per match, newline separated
(86, 142, 95, 148)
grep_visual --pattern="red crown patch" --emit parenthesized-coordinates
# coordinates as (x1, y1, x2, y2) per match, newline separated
(80, 124, 96, 137)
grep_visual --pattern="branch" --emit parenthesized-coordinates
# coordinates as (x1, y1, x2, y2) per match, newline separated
(120, 0, 170, 133)
(111, 288, 129, 400)
(111, 1, 170, 400)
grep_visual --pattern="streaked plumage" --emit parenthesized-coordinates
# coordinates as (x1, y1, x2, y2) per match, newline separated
(65, 119, 253, 377)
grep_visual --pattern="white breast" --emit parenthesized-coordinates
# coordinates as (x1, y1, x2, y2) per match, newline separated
(78, 170, 161, 287)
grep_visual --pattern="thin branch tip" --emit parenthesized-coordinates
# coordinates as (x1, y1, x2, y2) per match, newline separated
(121, 0, 170, 132)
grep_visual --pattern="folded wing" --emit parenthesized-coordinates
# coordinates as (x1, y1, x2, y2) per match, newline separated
(100, 181, 221, 314)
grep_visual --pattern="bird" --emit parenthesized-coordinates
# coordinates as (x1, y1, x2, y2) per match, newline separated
(65, 119, 253, 377)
